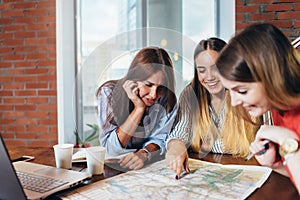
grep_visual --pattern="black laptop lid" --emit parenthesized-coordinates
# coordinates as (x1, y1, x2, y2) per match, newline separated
(0, 134, 27, 200)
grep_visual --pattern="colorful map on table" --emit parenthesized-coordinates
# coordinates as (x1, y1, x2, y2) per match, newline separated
(61, 159, 272, 200)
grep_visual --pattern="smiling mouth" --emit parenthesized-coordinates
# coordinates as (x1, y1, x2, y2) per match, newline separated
(244, 106, 254, 111)
(245, 107, 251, 111)
(206, 82, 218, 87)
(146, 98, 155, 104)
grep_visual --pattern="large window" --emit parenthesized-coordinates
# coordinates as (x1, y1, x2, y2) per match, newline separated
(56, 0, 235, 143)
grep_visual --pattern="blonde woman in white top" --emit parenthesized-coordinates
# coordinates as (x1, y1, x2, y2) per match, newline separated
(165, 38, 259, 179)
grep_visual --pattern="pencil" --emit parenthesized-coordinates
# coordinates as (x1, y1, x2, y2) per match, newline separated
(245, 152, 255, 161)
(245, 141, 270, 161)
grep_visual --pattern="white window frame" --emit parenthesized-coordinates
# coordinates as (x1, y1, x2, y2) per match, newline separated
(56, 0, 77, 143)
(56, 0, 235, 143)
(217, 0, 235, 42)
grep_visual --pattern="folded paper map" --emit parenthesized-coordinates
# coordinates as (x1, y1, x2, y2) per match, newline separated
(62, 158, 272, 200)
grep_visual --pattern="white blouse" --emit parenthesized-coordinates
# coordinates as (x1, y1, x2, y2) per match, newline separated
(167, 104, 226, 154)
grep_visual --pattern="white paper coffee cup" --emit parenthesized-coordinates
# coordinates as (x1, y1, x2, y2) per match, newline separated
(53, 144, 74, 169)
(84, 146, 106, 175)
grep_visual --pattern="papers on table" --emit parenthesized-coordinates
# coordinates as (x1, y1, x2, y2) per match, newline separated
(62, 158, 272, 200)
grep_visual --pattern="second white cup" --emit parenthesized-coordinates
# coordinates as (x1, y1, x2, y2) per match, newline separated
(84, 146, 106, 175)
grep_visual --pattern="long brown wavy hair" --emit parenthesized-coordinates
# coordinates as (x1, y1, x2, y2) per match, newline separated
(216, 23, 300, 113)
(97, 46, 177, 129)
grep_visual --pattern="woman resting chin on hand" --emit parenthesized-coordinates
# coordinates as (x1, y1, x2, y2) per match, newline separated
(97, 46, 177, 170)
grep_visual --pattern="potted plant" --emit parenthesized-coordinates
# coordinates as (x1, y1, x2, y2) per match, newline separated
(73, 123, 100, 150)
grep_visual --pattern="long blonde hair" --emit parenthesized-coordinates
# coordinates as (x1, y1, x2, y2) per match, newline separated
(176, 38, 259, 157)
(177, 85, 257, 157)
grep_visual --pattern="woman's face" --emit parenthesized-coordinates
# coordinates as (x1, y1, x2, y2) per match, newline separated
(219, 76, 271, 117)
(195, 50, 224, 95)
(137, 71, 166, 107)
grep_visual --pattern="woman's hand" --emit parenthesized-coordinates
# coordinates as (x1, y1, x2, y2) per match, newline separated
(249, 125, 299, 168)
(123, 80, 146, 109)
(249, 140, 278, 167)
(165, 139, 190, 179)
(255, 125, 299, 145)
(119, 150, 147, 170)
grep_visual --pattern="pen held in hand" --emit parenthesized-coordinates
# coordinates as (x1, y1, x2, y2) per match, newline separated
(245, 141, 270, 161)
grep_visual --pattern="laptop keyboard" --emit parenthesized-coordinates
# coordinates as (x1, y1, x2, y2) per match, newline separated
(17, 171, 69, 193)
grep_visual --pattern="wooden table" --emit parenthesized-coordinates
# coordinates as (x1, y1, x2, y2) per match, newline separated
(8, 147, 299, 199)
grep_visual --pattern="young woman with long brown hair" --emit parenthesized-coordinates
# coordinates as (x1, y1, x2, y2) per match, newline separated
(216, 23, 300, 193)
(97, 46, 177, 170)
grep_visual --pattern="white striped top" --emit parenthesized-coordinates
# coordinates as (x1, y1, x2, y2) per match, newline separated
(167, 104, 226, 154)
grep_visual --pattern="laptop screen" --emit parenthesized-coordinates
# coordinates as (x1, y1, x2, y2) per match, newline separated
(0, 134, 27, 200)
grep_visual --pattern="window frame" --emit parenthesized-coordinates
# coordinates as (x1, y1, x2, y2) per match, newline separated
(56, 0, 235, 143)
(56, 0, 77, 143)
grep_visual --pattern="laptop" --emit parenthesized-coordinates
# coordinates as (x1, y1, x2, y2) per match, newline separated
(0, 134, 92, 200)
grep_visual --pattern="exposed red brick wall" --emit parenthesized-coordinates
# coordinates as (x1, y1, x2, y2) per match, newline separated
(0, 0, 57, 147)
(236, 0, 300, 43)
